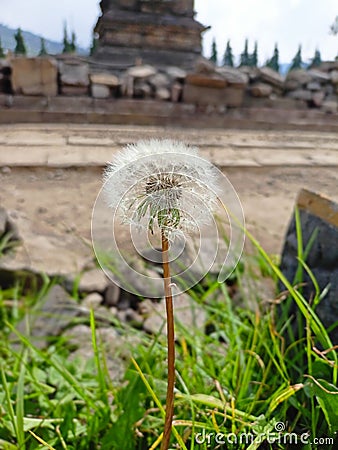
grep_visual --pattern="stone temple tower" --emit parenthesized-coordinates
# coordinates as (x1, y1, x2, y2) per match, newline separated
(93, 0, 207, 69)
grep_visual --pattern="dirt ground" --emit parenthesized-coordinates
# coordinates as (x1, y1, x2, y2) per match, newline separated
(0, 124, 337, 262)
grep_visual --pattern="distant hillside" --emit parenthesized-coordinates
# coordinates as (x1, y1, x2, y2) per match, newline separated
(0, 24, 87, 56)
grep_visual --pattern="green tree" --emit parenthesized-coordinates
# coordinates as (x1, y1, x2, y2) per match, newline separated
(289, 45, 303, 71)
(70, 31, 77, 52)
(0, 38, 5, 58)
(239, 38, 250, 66)
(222, 40, 234, 67)
(14, 28, 27, 55)
(62, 23, 72, 53)
(250, 41, 258, 67)
(310, 48, 322, 67)
(209, 38, 218, 64)
(266, 43, 280, 72)
(330, 15, 338, 34)
(39, 37, 47, 56)
(90, 32, 99, 56)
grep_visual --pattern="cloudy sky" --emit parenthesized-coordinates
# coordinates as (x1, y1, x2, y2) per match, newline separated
(0, 0, 337, 64)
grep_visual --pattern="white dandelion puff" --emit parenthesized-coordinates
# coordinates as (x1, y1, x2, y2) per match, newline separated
(103, 139, 220, 239)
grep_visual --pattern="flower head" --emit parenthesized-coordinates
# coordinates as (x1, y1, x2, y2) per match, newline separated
(103, 139, 220, 240)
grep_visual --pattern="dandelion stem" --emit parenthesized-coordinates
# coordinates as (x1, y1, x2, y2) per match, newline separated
(160, 232, 175, 450)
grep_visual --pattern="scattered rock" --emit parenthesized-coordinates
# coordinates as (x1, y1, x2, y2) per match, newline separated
(321, 99, 338, 114)
(143, 293, 206, 336)
(330, 70, 338, 85)
(82, 292, 103, 309)
(258, 67, 284, 89)
(311, 91, 325, 107)
(0, 211, 92, 279)
(91, 84, 110, 98)
(285, 69, 312, 86)
(11, 285, 80, 348)
(280, 189, 338, 344)
(216, 67, 248, 86)
(59, 59, 89, 87)
(149, 72, 170, 89)
(126, 64, 157, 79)
(155, 87, 171, 101)
(104, 283, 121, 307)
(165, 66, 186, 81)
(287, 89, 312, 102)
(186, 73, 227, 89)
(89, 73, 120, 87)
(77, 268, 109, 293)
(249, 82, 273, 98)
(306, 81, 322, 91)
(307, 69, 331, 83)
(195, 57, 216, 74)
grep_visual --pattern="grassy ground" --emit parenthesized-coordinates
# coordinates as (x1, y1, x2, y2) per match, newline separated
(0, 224, 337, 449)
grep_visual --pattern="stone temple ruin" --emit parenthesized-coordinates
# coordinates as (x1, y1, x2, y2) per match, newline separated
(93, 0, 206, 69)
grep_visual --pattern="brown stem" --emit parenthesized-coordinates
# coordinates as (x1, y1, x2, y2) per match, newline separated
(160, 232, 175, 450)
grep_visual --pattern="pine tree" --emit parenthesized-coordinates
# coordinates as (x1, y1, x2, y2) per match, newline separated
(14, 28, 27, 55)
(39, 37, 47, 56)
(266, 43, 280, 72)
(62, 23, 72, 53)
(310, 49, 322, 67)
(289, 45, 303, 71)
(222, 40, 234, 67)
(209, 38, 218, 65)
(70, 31, 77, 52)
(240, 39, 250, 66)
(250, 41, 258, 67)
(90, 33, 99, 56)
(0, 38, 5, 58)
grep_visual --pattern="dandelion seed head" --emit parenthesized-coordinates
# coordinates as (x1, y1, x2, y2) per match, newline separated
(103, 139, 220, 240)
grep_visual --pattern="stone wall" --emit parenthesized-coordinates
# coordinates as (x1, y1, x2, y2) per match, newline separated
(1, 55, 338, 114)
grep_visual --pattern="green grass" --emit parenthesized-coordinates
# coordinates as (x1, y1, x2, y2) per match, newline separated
(0, 224, 337, 449)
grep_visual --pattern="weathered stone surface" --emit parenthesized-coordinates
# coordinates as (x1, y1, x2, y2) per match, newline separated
(91, 83, 110, 98)
(11, 285, 80, 348)
(186, 73, 227, 88)
(307, 69, 331, 83)
(11, 57, 58, 96)
(89, 73, 120, 87)
(183, 83, 245, 107)
(126, 65, 157, 79)
(216, 67, 248, 86)
(155, 87, 171, 100)
(171, 82, 183, 102)
(286, 69, 312, 86)
(77, 268, 109, 293)
(0, 211, 92, 278)
(149, 72, 170, 88)
(321, 99, 338, 114)
(165, 66, 187, 81)
(195, 57, 216, 74)
(249, 82, 273, 98)
(280, 189, 338, 344)
(94, 1, 204, 69)
(307, 81, 321, 91)
(104, 283, 121, 307)
(82, 292, 103, 309)
(61, 85, 89, 96)
(258, 67, 284, 89)
(143, 293, 206, 335)
(331, 70, 338, 85)
(287, 89, 312, 101)
(284, 79, 301, 91)
(312, 91, 325, 107)
(59, 60, 89, 87)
